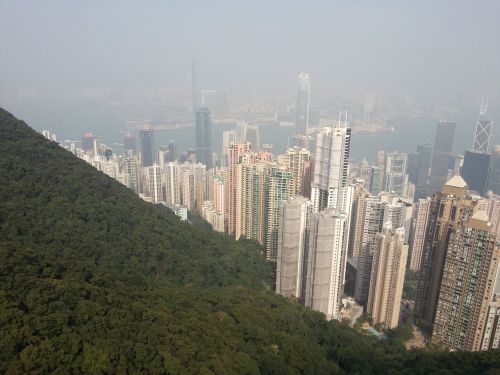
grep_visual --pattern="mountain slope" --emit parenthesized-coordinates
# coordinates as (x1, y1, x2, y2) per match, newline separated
(0, 108, 499, 374)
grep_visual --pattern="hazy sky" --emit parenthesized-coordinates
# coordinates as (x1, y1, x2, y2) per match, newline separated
(1, 0, 499, 104)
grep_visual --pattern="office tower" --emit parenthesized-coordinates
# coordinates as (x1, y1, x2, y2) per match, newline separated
(367, 224, 408, 330)
(166, 140, 176, 162)
(370, 166, 382, 196)
(301, 158, 314, 199)
(266, 167, 294, 261)
(473, 97, 494, 153)
(410, 144, 433, 199)
(139, 127, 154, 167)
(384, 152, 410, 196)
(82, 133, 97, 153)
(348, 185, 371, 259)
(123, 132, 136, 153)
(280, 147, 311, 196)
(245, 125, 260, 150)
(357, 159, 373, 190)
(415, 175, 476, 330)
(304, 208, 348, 320)
(354, 197, 408, 305)
(191, 61, 198, 114)
(122, 156, 139, 193)
(432, 210, 500, 351)
(481, 294, 500, 350)
(409, 197, 432, 271)
(195, 108, 212, 168)
(428, 121, 456, 194)
(147, 164, 162, 203)
(487, 146, 500, 194)
(276, 196, 313, 299)
(311, 124, 352, 214)
(165, 162, 181, 205)
(294, 73, 311, 136)
(461, 150, 491, 196)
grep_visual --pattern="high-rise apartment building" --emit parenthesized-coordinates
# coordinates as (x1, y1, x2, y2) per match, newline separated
(461, 150, 491, 196)
(304, 208, 348, 321)
(121, 155, 139, 193)
(276, 196, 313, 300)
(311, 124, 352, 214)
(195, 108, 212, 168)
(477, 193, 500, 239)
(266, 167, 294, 261)
(367, 224, 408, 330)
(481, 294, 500, 350)
(279, 147, 310, 196)
(432, 209, 500, 351)
(164, 162, 181, 205)
(227, 143, 251, 236)
(428, 121, 456, 194)
(294, 73, 310, 136)
(139, 127, 154, 167)
(147, 164, 162, 203)
(409, 197, 432, 271)
(415, 175, 476, 330)
(348, 185, 371, 259)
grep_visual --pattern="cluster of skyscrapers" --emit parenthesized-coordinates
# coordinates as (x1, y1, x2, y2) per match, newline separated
(42, 78, 500, 352)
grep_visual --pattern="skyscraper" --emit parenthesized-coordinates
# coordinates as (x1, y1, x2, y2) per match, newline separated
(487, 146, 500, 194)
(409, 143, 433, 199)
(147, 164, 162, 203)
(432, 209, 499, 351)
(473, 96, 494, 153)
(294, 73, 310, 136)
(139, 127, 154, 167)
(276, 196, 313, 300)
(82, 133, 97, 153)
(415, 175, 476, 330)
(304, 208, 348, 321)
(195, 108, 212, 168)
(367, 224, 408, 330)
(461, 150, 491, 196)
(383, 152, 410, 197)
(409, 197, 432, 271)
(311, 124, 352, 214)
(279, 147, 310, 196)
(245, 125, 260, 151)
(428, 121, 456, 195)
(227, 143, 251, 236)
(123, 132, 136, 153)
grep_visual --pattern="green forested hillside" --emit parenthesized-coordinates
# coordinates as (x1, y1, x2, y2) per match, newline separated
(0, 108, 499, 374)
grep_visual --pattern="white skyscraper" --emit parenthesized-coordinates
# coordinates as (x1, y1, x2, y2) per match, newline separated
(294, 73, 310, 136)
(147, 164, 162, 203)
(304, 208, 348, 320)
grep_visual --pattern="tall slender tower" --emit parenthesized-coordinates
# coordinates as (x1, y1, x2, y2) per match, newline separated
(428, 121, 456, 194)
(294, 73, 310, 136)
(383, 152, 410, 196)
(195, 108, 212, 168)
(473, 96, 494, 153)
(139, 127, 154, 167)
(367, 224, 408, 330)
(305, 208, 348, 320)
(192, 61, 198, 114)
(276, 196, 313, 300)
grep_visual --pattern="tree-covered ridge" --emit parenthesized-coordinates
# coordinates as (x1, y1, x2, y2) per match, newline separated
(0, 107, 498, 374)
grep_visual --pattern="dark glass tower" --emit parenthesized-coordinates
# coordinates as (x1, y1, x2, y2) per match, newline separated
(487, 146, 500, 194)
(461, 150, 491, 196)
(195, 108, 212, 168)
(139, 127, 154, 167)
(294, 73, 310, 136)
(428, 121, 456, 194)
(123, 132, 136, 153)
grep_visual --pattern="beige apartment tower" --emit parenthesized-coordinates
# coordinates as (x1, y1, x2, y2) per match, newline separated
(367, 224, 408, 330)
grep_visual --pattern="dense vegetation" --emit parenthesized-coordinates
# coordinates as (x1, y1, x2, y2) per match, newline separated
(1, 107, 499, 374)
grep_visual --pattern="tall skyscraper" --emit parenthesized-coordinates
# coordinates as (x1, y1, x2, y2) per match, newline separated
(348, 185, 371, 259)
(147, 164, 162, 203)
(428, 121, 456, 195)
(487, 146, 500, 194)
(461, 150, 491, 196)
(409, 143, 433, 199)
(279, 147, 310, 196)
(473, 96, 494, 153)
(227, 143, 251, 236)
(245, 125, 260, 151)
(304, 208, 348, 321)
(311, 124, 352, 214)
(195, 108, 212, 168)
(409, 197, 432, 271)
(276, 196, 313, 300)
(191, 61, 198, 114)
(166, 140, 176, 162)
(82, 133, 97, 153)
(432, 209, 499, 351)
(123, 132, 136, 153)
(383, 152, 410, 197)
(294, 73, 310, 136)
(367, 224, 408, 330)
(165, 162, 181, 205)
(415, 175, 476, 330)
(139, 127, 154, 167)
